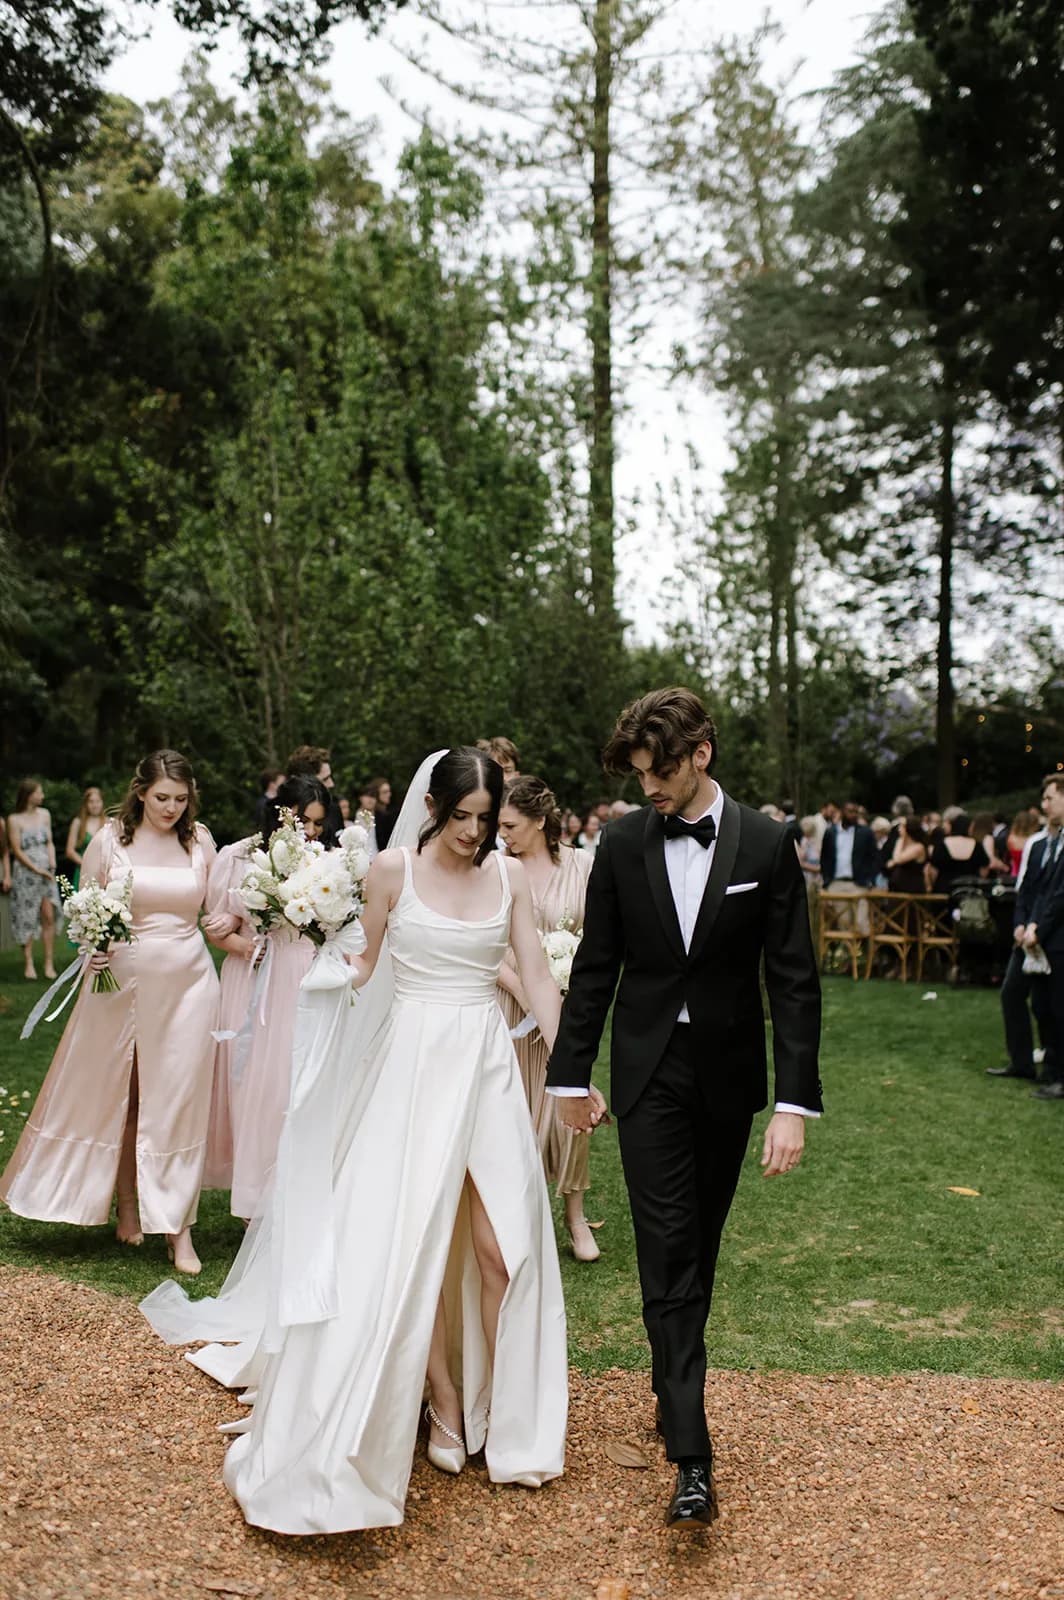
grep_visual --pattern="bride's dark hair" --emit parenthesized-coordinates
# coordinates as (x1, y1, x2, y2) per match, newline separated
(418, 747, 503, 866)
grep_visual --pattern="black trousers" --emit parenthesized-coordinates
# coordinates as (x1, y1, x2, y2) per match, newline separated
(1001, 946, 1055, 1076)
(616, 1023, 752, 1462)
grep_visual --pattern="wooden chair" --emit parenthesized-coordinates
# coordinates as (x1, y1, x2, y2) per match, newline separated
(910, 894, 957, 981)
(864, 892, 915, 981)
(817, 890, 868, 980)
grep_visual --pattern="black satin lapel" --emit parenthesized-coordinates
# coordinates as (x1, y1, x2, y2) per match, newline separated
(689, 794, 741, 959)
(644, 807, 686, 962)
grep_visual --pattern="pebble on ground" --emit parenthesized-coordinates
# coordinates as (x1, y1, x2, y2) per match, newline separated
(3, 1267, 1063, 1600)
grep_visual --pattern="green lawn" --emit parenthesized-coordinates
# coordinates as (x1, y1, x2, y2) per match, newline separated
(1, 948, 1061, 1379)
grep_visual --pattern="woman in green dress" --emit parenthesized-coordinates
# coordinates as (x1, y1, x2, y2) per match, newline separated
(64, 787, 106, 890)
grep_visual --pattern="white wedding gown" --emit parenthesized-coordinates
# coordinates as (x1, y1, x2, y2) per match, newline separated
(142, 845, 567, 1535)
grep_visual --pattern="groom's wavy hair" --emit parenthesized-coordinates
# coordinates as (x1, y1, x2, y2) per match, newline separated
(602, 687, 718, 779)
(418, 747, 504, 866)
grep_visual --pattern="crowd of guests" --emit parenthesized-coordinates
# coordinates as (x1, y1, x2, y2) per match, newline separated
(0, 735, 618, 1274)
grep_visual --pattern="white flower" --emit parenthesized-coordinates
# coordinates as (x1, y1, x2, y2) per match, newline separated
(284, 897, 314, 927)
(338, 823, 369, 854)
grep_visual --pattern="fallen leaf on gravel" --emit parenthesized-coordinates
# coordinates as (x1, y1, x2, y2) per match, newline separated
(960, 1400, 981, 1415)
(605, 1440, 649, 1469)
(595, 1581, 632, 1600)
(203, 1582, 262, 1596)
(947, 1187, 981, 1197)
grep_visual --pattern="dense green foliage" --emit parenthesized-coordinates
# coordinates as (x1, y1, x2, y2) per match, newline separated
(0, 2, 1061, 825)
(2, 950, 1060, 1379)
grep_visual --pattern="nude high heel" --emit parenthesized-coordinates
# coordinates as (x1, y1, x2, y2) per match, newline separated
(166, 1229, 201, 1276)
(566, 1216, 601, 1264)
(425, 1402, 466, 1475)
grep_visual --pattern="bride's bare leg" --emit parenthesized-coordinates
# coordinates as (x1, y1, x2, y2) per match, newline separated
(425, 1293, 463, 1446)
(468, 1177, 509, 1361)
(115, 1060, 143, 1245)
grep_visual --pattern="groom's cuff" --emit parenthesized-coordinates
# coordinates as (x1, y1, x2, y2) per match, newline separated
(545, 1085, 587, 1097)
(774, 1101, 821, 1118)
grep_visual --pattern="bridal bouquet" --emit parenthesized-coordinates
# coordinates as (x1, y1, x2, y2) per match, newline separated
(57, 873, 134, 993)
(237, 813, 371, 947)
(541, 917, 582, 995)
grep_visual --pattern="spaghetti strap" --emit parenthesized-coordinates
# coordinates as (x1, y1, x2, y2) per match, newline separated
(494, 848, 511, 909)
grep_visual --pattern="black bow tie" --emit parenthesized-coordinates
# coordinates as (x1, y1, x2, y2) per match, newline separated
(663, 813, 717, 848)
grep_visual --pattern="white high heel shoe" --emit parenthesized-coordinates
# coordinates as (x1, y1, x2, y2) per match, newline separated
(425, 1402, 466, 1475)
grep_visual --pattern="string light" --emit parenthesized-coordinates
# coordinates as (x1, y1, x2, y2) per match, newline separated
(961, 758, 969, 768)
(977, 714, 985, 723)
(1025, 722, 1034, 733)
(1025, 744, 1033, 754)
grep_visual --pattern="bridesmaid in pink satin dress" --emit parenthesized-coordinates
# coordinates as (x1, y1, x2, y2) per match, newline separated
(0, 750, 219, 1275)
(204, 775, 328, 1219)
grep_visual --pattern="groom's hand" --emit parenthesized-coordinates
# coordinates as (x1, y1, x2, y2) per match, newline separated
(760, 1111, 805, 1177)
(556, 1086, 609, 1134)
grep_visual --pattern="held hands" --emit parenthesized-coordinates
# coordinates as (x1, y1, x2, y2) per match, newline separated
(761, 1111, 805, 1178)
(555, 1085, 609, 1136)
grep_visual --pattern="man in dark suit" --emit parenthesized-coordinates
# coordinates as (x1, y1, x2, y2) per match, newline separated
(1020, 774, 1064, 1099)
(819, 800, 881, 934)
(547, 687, 822, 1530)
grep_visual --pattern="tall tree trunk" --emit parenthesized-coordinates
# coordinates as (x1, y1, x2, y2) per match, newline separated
(936, 379, 957, 807)
(588, 0, 617, 647)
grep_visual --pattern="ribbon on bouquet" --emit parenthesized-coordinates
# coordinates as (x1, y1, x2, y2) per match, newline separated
(211, 935, 272, 1083)
(509, 1010, 540, 1041)
(20, 953, 89, 1039)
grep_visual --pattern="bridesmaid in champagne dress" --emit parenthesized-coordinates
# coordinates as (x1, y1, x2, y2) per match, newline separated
(204, 775, 329, 1217)
(496, 776, 599, 1261)
(0, 751, 219, 1275)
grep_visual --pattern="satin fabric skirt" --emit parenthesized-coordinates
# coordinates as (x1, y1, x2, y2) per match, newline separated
(499, 988, 589, 1196)
(146, 992, 567, 1534)
(0, 926, 218, 1234)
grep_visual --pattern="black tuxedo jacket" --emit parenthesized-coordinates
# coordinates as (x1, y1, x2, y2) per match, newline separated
(546, 795, 823, 1120)
(1021, 834, 1064, 956)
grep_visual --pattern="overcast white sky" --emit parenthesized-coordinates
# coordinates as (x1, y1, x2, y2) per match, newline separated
(105, 0, 878, 642)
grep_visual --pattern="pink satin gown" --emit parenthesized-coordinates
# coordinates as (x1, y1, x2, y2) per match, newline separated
(202, 835, 314, 1217)
(0, 821, 219, 1235)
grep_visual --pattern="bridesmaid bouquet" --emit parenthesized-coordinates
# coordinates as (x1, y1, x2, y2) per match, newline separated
(57, 874, 135, 993)
(541, 917, 582, 995)
(238, 814, 372, 948)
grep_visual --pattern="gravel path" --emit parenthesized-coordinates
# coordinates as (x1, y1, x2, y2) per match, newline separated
(3, 1267, 1062, 1600)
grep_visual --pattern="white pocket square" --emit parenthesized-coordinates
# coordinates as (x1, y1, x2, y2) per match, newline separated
(725, 881, 759, 895)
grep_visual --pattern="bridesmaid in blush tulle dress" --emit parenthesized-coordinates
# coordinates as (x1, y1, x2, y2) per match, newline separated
(204, 775, 330, 1218)
(0, 751, 219, 1275)
(496, 776, 599, 1261)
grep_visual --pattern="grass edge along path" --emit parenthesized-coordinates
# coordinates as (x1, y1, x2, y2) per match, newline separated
(1, 950, 1061, 1381)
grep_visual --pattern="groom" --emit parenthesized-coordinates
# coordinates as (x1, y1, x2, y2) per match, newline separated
(548, 687, 822, 1528)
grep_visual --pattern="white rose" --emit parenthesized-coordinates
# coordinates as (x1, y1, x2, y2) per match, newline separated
(284, 898, 314, 928)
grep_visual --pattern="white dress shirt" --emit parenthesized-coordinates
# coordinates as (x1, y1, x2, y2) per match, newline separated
(549, 785, 819, 1117)
(833, 823, 856, 879)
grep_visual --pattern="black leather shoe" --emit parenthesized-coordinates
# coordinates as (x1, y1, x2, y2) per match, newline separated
(665, 1462, 718, 1529)
(986, 1064, 1036, 1079)
(1031, 1081, 1064, 1099)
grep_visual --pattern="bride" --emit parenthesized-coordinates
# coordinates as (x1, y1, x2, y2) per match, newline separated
(141, 747, 605, 1535)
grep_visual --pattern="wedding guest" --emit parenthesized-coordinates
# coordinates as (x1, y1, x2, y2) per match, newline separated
(7, 779, 62, 981)
(927, 810, 990, 894)
(972, 812, 1010, 877)
(563, 812, 583, 847)
(797, 816, 821, 891)
(759, 803, 785, 823)
(885, 817, 928, 894)
(254, 769, 284, 834)
(497, 775, 599, 1262)
(1020, 775, 1064, 1100)
(64, 786, 106, 888)
(204, 776, 330, 1218)
(988, 804, 1050, 1085)
(0, 751, 219, 1275)
(1006, 810, 1041, 879)
(286, 745, 341, 844)
(870, 816, 892, 886)
(819, 800, 879, 932)
(366, 777, 397, 847)
(812, 799, 839, 848)
(338, 796, 352, 825)
(0, 817, 12, 952)
(478, 737, 520, 779)
(577, 812, 602, 851)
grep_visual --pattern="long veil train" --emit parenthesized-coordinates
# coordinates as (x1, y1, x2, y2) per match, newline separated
(140, 749, 449, 1356)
